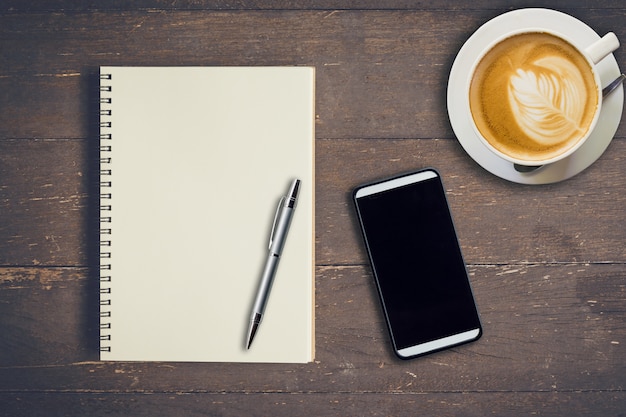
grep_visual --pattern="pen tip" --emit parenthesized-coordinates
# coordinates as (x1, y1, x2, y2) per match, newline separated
(287, 179, 300, 207)
(246, 321, 259, 349)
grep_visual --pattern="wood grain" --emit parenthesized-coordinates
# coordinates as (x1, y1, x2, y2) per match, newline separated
(1, 264, 624, 392)
(0, 391, 625, 417)
(1, 391, 625, 417)
(2, 0, 626, 12)
(1, 139, 624, 266)
(0, 10, 624, 140)
(316, 138, 626, 265)
(1, 2, 625, 416)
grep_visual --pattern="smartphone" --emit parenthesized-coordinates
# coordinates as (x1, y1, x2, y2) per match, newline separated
(353, 168, 482, 359)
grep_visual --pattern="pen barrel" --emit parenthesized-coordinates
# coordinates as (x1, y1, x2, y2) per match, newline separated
(249, 180, 299, 325)
(269, 206, 295, 255)
(252, 253, 280, 315)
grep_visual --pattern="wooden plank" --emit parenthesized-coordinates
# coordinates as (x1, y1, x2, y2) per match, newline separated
(0, 76, 89, 139)
(0, 9, 467, 139)
(2, 0, 626, 12)
(0, 267, 97, 366)
(1, 10, 624, 140)
(2, 139, 624, 266)
(316, 138, 626, 265)
(1, 391, 625, 417)
(1, 263, 624, 392)
(0, 140, 94, 266)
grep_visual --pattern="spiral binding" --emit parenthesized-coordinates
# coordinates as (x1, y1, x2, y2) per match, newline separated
(99, 72, 113, 353)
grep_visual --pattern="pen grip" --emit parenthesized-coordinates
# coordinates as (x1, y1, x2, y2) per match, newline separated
(251, 253, 280, 315)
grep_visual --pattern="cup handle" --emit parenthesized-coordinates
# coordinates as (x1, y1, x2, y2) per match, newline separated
(585, 32, 620, 64)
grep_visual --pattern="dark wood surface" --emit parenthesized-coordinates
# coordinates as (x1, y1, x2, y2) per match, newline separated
(1, 2, 625, 416)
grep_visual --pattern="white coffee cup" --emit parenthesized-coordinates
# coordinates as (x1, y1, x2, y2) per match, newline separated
(467, 29, 619, 166)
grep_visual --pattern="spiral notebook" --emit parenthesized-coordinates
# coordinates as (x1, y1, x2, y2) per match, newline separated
(99, 66, 315, 362)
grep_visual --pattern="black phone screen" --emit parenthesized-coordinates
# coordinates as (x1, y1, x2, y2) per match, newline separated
(354, 169, 481, 359)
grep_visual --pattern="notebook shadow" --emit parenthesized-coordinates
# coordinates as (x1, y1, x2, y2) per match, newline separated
(83, 68, 104, 359)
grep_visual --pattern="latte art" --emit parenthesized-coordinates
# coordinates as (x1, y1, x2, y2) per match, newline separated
(469, 32, 598, 163)
(508, 56, 587, 146)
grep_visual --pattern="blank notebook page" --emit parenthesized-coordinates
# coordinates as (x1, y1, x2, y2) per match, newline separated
(100, 66, 315, 363)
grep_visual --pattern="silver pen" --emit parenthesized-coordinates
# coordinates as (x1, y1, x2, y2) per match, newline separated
(246, 179, 300, 349)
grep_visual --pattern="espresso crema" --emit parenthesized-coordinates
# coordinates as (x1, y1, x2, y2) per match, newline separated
(469, 32, 598, 162)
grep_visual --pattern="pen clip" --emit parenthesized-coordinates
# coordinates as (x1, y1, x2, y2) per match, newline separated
(269, 196, 286, 249)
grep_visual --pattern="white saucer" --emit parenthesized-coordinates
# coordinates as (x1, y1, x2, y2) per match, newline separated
(447, 8, 624, 184)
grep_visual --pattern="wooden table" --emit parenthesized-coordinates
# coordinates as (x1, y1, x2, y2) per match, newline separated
(1, 2, 624, 415)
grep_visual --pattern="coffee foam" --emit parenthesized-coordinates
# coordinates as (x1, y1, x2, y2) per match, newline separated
(470, 32, 598, 162)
